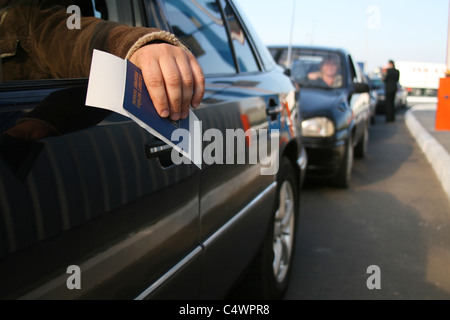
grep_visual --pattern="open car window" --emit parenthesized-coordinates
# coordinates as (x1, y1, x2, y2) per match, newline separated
(0, 0, 145, 83)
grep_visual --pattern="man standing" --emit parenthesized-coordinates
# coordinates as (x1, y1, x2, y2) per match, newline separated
(382, 60, 400, 122)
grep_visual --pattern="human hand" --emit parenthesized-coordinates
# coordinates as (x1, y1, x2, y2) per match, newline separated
(307, 71, 320, 80)
(5, 120, 55, 141)
(130, 43, 205, 121)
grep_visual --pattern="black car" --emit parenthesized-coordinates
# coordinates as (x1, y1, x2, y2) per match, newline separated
(0, 0, 306, 299)
(369, 76, 408, 114)
(269, 46, 371, 188)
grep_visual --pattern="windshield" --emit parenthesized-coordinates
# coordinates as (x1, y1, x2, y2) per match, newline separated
(286, 50, 345, 89)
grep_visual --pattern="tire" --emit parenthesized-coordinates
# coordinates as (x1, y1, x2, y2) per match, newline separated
(354, 123, 369, 158)
(231, 157, 299, 299)
(331, 136, 353, 188)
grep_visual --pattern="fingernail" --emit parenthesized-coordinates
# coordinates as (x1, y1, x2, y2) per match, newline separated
(171, 113, 180, 121)
(192, 103, 199, 109)
(161, 110, 169, 118)
(181, 112, 188, 119)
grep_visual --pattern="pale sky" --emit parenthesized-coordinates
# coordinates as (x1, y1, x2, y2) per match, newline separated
(234, 0, 449, 72)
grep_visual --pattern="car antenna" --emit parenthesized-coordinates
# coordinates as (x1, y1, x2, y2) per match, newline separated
(286, 0, 296, 76)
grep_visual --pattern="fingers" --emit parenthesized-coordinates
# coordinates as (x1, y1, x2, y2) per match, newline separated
(141, 58, 170, 118)
(160, 53, 190, 121)
(189, 53, 205, 109)
(131, 43, 205, 121)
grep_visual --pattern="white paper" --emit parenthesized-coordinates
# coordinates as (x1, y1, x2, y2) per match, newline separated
(85, 49, 202, 169)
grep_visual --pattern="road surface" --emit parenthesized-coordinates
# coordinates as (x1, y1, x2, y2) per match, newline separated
(285, 107, 450, 300)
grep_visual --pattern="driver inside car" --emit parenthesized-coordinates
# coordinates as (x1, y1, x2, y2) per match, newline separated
(307, 55, 342, 88)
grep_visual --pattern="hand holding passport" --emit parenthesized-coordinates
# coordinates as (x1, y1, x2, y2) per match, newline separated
(86, 49, 202, 168)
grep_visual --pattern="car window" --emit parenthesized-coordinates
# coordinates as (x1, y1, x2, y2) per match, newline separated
(220, 0, 258, 73)
(1, 0, 142, 83)
(163, 0, 237, 75)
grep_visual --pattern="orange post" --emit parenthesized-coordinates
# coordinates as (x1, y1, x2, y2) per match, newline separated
(437, 1, 450, 131)
(436, 77, 450, 131)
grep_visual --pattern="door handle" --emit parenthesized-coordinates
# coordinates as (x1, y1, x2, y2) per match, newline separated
(266, 106, 282, 116)
(145, 139, 178, 168)
(145, 139, 172, 159)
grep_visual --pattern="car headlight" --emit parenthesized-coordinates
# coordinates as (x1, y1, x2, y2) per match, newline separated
(302, 117, 335, 137)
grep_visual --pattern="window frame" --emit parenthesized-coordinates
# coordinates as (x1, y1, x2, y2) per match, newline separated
(221, 0, 264, 74)
(228, 0, 277, 73)
(159, 0, 239, 77)
(217, 0, 260, 74)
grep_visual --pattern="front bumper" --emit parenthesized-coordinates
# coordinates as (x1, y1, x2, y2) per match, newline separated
(303, 138, 346, 179)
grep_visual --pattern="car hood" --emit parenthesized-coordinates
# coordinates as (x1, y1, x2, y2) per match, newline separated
(299, 88, 346, 117)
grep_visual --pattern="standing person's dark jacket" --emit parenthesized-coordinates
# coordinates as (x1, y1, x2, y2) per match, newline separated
(383, 68, 400, 93)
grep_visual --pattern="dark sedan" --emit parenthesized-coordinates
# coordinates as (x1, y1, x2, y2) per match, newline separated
(0, 0, 306, 299)
(270, 46, 371, 188)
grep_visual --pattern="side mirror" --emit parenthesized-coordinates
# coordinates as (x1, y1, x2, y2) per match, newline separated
(353, 83, 370, 93)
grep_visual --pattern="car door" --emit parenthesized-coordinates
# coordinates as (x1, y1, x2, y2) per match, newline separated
(0, 0, 200, 300)
(161, 0, 298, 298)
(347, 54, 370, 142)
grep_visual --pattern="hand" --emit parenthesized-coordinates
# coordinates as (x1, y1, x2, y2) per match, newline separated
(130, 43, 205, 121)
(5, 120, 55, 141)
(307, 71, 320, 80)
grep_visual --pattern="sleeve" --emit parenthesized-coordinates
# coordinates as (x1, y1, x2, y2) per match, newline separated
(28, 0, 188, 78)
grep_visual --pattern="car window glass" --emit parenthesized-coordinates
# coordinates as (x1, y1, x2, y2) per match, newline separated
(164, 0, 237, 75)
(220, 0, 258, 73)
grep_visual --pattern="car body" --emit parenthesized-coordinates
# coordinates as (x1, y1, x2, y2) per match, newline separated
(0, 0, 306, 299)
(396, 84, 408, 108)
(362, 73, 378, 124)
(369, 76, 408, 114)
(269, 46, 371, 188)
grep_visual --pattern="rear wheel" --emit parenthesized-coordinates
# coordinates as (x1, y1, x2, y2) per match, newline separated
(231, 157, 299, 299)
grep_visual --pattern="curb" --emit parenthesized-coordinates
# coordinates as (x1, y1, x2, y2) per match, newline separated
(405, 108, 450, 203)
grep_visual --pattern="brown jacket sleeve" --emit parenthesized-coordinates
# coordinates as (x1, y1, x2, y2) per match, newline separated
(1, 0, 187, 80)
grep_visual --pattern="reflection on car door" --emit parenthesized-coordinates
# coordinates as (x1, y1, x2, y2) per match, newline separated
(0, 0, 201, 299)
(0, 89, 201, 300)
(163, 0, 286, 298)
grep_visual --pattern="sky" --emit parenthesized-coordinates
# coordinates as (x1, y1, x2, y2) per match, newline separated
(234, 0, 449, 72)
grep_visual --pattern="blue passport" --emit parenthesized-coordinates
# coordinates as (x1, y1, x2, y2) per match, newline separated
(123, 60, 190, 142)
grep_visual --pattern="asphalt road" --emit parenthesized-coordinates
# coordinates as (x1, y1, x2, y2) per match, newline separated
(285, 107, 450, 300)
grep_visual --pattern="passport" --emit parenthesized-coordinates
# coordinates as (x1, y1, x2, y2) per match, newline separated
(122, 60, 190, 142)
(86, 49, 201, 168)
